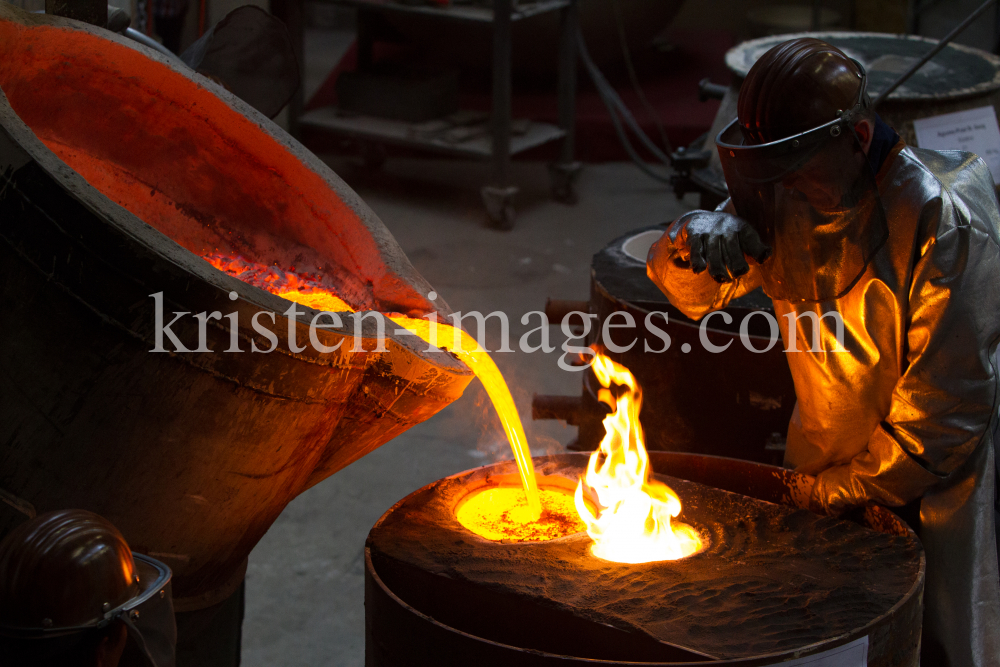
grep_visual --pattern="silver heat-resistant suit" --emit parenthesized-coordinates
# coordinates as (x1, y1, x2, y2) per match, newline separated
(648, 145, 1000, 666)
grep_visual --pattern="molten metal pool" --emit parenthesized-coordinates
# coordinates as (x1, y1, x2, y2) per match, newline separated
(455, 484, 585, 543)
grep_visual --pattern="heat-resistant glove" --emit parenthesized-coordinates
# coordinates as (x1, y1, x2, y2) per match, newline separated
(668, 210, 772, 283)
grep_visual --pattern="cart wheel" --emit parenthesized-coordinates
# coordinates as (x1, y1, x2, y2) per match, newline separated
(361, 142, 387, 169)
(481, 185, 519, 231)
(549, 161, 581, 205)
(486, 205, 516, 230)
(551, 181, 578, 205)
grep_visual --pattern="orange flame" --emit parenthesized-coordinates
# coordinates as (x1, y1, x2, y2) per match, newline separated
(575, 353, 702, 563)
(204, 253, 541, 520)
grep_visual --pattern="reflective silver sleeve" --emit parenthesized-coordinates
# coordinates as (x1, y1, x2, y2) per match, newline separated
(813, 182, 1000, 515)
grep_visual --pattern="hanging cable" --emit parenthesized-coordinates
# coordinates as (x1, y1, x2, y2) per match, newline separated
(578, 26, 674, 184)
(610, 0, 673, 156)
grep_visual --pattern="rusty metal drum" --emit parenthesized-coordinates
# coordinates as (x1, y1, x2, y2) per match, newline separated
(365, 453, 924, 667)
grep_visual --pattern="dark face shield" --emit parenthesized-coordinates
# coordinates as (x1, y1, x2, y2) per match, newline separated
(715, 116, 888, 303)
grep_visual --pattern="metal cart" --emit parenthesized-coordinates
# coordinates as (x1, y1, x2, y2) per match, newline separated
(280, 0, 580, 229)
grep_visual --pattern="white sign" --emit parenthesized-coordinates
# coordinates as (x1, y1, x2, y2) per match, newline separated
(764, 635, 868, 667)
(912, 106, 1000, 184)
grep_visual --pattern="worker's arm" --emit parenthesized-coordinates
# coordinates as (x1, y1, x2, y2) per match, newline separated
(812, 190, 1000, 515)
(646, 200, 768, 320)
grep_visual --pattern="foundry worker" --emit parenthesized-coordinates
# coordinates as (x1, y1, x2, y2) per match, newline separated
(0, 509, 176, 667)
(647, 38, 1000, 665)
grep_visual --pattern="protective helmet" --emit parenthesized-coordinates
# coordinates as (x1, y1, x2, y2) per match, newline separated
(716, 38, 888, 303)
(0, 510, 172, 664)
(738, 38, 868, 144)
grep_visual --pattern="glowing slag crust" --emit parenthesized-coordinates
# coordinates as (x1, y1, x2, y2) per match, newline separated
(456, 486, 586, 542)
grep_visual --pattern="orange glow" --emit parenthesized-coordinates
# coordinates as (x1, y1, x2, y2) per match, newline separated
(273, 290, 353, 313)
(575, 353, 703, 563)
(456, 485, 586, 542)
(205, 254, 355, 314)
(203, 253, 542, 521)
(0, 20, 389, 315)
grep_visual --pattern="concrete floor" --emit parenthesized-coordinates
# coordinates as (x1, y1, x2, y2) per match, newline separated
(240, 155, 698, 666)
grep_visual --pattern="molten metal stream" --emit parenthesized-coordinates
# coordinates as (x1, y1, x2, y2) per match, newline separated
(383, 315, 542, 519)
(205, 255, 542, 520)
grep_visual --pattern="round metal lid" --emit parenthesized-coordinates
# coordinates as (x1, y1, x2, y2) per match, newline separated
(726, 31, 1000, 101)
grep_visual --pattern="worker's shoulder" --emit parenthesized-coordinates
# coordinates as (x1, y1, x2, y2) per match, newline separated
(889, 146, 1000, 242)
(904, 146, 995, 196)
